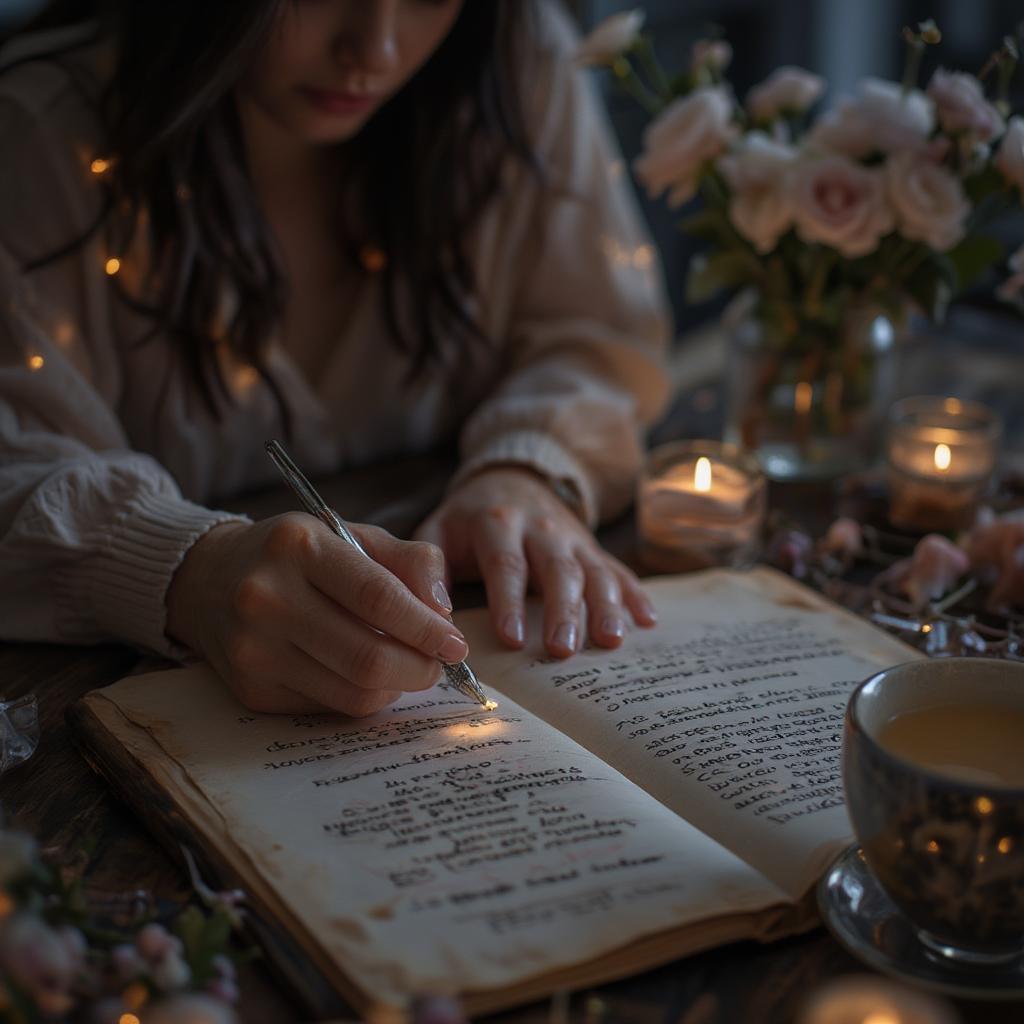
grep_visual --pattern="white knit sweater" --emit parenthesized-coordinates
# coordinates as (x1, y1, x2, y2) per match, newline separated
(0, 3, 671, 657)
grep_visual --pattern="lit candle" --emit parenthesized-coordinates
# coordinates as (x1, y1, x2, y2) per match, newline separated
(637, 440, 766, 572)
(797, 975, 957, 1024)
(887, 396, 1001, 532)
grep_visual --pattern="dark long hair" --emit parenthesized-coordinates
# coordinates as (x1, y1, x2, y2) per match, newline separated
(21, 1, 537, 424)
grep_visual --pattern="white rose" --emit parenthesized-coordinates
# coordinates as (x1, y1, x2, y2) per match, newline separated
(810, 77, 935, 158)
(995, 117, 1024, 192)
(574, 9, 644, 66)
(788, 155, 894, 257)
(747, 66, 824, 122)
(885, 151, 970, 251)
(634, 86, 737, 207)
(927, 69, 1004, 143)
(718, 132, 797, 253)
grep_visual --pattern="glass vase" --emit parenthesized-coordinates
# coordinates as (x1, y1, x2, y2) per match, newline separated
(723, 302, 902, 481)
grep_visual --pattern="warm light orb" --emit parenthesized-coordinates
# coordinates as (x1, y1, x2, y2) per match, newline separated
(933, 443, 951, 472)
(862, 1013, 900, 1024)
(694, 456, 712, 493)
(105, 257, 121, 276)
(794, 380, 812, 414)
(118, 1015, 141, 1024)
(27, 354, 44, 371)
(90, 157, 111, 174)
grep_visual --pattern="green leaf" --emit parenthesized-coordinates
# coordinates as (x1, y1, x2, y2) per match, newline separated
(174, 905, 208, 963)
(945, 235, 1005, 290)
(685, 250, 751, 303)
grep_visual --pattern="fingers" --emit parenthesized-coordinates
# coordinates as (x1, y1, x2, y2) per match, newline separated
(472, 508, 529, 649)
(525, 523, 585, 659)
(616, 564, 659, 628)
(269, 519, 466, 665)
(580, 556, 625, 649)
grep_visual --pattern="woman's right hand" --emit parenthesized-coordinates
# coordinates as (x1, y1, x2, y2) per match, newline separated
(165, 514, 466, 717)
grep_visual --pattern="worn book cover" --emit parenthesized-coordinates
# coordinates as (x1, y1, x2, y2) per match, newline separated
(68, 567, 918, 1020)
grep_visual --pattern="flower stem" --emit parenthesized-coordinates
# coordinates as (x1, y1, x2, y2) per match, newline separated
(612, 57, 662, 114)
(635, 37, 674, 102)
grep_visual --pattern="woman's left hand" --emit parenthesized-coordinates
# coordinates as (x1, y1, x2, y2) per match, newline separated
(414, 467, 657, 658)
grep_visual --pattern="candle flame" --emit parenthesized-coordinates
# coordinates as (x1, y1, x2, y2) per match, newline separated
(694, 456, 712, 493)
(862, 1014, 899, 1024)
(933, 443, 951, 472)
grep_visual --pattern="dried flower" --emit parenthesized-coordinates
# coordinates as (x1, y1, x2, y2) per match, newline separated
(821, 517, 863, 561)
(895, 534, 969, 609)
(964, 512, 1024, 610)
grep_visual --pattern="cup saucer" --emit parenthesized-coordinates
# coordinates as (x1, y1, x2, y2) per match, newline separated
(818, 843, 1024, 1001)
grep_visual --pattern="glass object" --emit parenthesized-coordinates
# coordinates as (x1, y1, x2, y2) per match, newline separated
(887, 396, 1001, 532)
(637, 440, 766, 572)
(724, 303, 900, 481)
(0, 693, 39, 773)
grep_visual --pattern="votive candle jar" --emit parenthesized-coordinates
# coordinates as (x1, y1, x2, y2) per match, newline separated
(887, 396, 1001, 533)
(637, 440, 767, 572)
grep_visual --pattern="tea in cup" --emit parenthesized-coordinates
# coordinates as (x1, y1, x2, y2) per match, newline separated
(842, 657, 1024, 965)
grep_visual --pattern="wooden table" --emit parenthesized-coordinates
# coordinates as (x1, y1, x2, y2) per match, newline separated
(3, 351, 1023, 1021)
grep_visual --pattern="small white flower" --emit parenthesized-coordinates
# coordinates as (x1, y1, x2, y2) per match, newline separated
(994, 117, 1024, 192)
(691, 38, 732, 73)
(747, 66, 824, 123)
(718, 132, 797, 253)
(885, 151, 970, 252)
(135, 922, 182, 963)
(927, 69, 1004, 143)
(634, 86, 738, 207)
(810, 77, 934, 158)
(787, 154, 894, 257)
(574, 9, 644, 67)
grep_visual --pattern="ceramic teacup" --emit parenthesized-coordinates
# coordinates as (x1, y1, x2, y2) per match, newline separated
(842, 657, 1024, 965)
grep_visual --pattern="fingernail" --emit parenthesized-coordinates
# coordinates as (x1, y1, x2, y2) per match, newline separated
(552, 622, 578, 654)
(641, 601, 658, 624)
(431, 579, 452, 612)
(601, 616, 625, 639)
(438, 632, 469, 664)
(502, 612, 525, 646)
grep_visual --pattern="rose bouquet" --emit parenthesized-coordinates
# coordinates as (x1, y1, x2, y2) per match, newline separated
(578, 13, 1024, 478)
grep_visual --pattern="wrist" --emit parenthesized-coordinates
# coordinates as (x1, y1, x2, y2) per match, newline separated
(165, 521, 247, 654)
(455, 463, 585, 520)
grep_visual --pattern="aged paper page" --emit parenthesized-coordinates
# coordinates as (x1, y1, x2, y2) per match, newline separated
(95, 665, 787, 1008)
(458, 568, 917, 899)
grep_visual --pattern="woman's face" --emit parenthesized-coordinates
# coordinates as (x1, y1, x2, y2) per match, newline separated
(240, 0, 466, 145)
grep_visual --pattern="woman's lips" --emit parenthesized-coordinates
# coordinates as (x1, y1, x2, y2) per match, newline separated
(299, 86, 378, 116)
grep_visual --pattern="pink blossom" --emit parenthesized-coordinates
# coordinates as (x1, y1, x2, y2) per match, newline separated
(111, 942, 147, 982)
(691, 39, 732, 73)
(964, 511, 1024, 610)
(787, 155, 894, 257)
(135, 922, 182, 963)
(897, 534, 969, 608)
(718, 132, 797, 253)
(205, 976, 240, 1004)
(821, 517, 863, 560)
(0, 914, 79, 1017)
(884, 151, 970, 252)
(927, 69, 1004, 143)
(747, 66, 824, 122)
(809, 78, 934, 158)
(995, 117, 1024, 191)
(634, 87, 738, 207)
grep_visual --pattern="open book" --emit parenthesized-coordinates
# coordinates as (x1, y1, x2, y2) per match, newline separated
(69, 568, 917, 1019)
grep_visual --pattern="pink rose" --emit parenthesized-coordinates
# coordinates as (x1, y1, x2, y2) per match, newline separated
(927, 69, 1004, 143)
(747, 66, 824, 123)
(575, 10, 644, 66)
(885, 151, 970, 251)
(810, 78, 934, 158)
(718, 132, 797, 253)
(897, 534, 969, 609)
(787, 155, 894, 257)
(995, 117, 1024, 192)
(634, 86, 737, 207)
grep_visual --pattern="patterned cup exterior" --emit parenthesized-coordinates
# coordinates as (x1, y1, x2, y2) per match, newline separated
(843, 659, 1024, 957)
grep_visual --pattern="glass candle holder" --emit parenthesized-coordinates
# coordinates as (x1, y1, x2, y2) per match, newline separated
(637, 440, 767, 573)
(887, 396, 1001, 533)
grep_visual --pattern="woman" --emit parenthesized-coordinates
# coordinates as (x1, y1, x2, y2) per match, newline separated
(0, 0, 670, 716)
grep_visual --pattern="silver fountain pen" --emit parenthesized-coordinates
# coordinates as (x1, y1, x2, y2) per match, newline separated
(265, 440, 494, 709)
